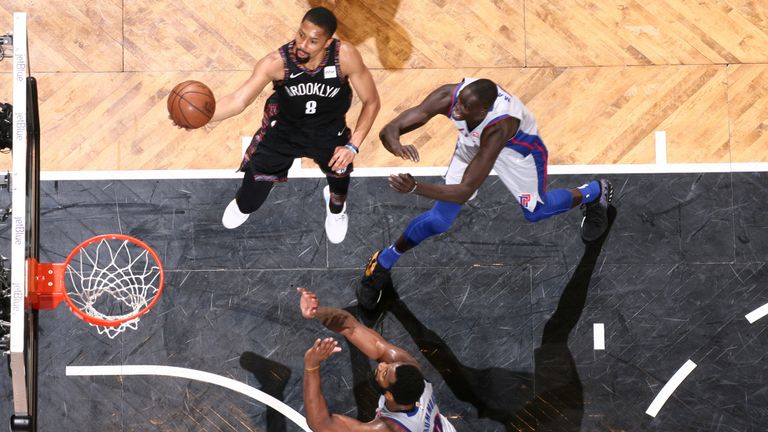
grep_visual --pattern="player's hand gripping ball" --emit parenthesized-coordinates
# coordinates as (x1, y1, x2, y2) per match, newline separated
(167, 80, 216, 129)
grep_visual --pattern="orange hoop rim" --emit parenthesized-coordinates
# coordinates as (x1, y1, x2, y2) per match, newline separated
(61, 233, 165, 327)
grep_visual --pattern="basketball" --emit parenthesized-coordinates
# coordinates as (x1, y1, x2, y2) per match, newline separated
(167, 80, 216, 129)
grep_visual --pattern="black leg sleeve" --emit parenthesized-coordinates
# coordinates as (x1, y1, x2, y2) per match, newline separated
(235, 167, 274, 214)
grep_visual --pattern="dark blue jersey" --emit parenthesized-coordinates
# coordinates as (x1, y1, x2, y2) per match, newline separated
(269, 39, 353, 145)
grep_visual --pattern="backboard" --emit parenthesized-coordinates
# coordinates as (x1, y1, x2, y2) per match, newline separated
(5, 12, 41, 432)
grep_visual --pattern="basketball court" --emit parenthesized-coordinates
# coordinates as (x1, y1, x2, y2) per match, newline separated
(1, 3, 768, 432)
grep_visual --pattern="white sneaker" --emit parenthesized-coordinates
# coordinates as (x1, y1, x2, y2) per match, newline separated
(323, 186, 348, 244)
(222, 199, 250, 229)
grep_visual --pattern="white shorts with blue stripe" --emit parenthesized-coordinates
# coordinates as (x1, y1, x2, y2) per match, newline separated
(444, 142, 543, 213)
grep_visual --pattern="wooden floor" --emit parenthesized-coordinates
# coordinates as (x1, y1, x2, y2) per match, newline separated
(0, 0, 767, 171)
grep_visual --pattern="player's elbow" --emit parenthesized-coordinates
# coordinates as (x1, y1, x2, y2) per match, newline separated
(367, 94, 381, 112)
(379, 123, 397, 146)
(229, 98, 249, 116)
(211, 97, 246, 122)
(307, 415, 337, 432)
(456, 192, 472, 205)
(453, 184, 477, 204)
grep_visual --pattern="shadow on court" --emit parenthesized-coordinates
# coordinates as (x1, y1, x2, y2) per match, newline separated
(239, 352, 292, 432)
(352, 206, 617, 431)
(307, 0, 413, 69)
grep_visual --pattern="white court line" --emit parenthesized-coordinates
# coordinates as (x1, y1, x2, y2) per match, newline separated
(37, 162, 768, 181)
(241, 136, 250, 157)
(66, 365, 310, 431)
(593, 323, 605, 350)
(645, 359, 697, 418)
(40, 162, 768, 181)
(745, 303, 768, 324)
(655, 131, 667, 165)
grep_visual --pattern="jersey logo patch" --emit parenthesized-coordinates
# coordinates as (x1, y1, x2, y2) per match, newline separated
(289, 71, 304, 79)
(324, 66, 337, 79)
(519, 193, 531, 207)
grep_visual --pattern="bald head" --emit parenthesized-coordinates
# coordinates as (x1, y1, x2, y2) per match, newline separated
(464, 79, 498, 111)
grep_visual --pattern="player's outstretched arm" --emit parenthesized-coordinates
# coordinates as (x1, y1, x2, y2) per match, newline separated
(303, 339, 392, 432)
(210, 51, 283, 123)
(298, 288, 418, 366)
(389, 117, 520, 203)
(340, 42, 380, 150)
(378, 83, 455, 161)
(328, 42, 381, 172)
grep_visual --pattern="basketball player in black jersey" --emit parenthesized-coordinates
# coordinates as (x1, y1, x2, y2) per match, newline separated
(204, 7, 380, 243)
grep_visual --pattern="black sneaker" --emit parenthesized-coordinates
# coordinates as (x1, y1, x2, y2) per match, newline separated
(580, 179, 613, 242)
(357, 250, 391, 311)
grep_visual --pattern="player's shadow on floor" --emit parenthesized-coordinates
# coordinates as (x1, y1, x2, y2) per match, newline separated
(353, 206, 617, 431)
(307, 0, 413, 68)
(239, 352, 292, 432)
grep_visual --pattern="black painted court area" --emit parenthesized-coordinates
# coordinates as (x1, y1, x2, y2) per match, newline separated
(1, 172, 768, 431)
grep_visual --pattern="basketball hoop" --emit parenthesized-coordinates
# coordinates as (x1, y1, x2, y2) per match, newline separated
(28, 234, 164, 339)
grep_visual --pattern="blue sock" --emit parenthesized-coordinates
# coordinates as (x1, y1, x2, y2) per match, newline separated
(524, 188, 574, 222)
(577, 180, 601, 204)
(377, 244, 402, 270)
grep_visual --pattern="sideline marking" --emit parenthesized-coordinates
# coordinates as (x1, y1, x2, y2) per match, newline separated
(38, 162, 768, 181)
(66, 364, 310, 431)
(645, 359, 697, 418)
(655, 131, 667, 165)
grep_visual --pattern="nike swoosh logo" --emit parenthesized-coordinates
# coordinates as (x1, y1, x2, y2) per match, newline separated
(337, 130, 344, 136)
(289, 72, 304, 79)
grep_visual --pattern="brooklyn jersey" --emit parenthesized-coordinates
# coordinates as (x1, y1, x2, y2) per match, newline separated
(270, 39, 352, 144)
(376, 381, 456, 432)
(445, 77, 549, 212)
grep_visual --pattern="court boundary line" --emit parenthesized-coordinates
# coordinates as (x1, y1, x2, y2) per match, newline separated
(36, 162, 768, 181)
(66, 364, 310, 431)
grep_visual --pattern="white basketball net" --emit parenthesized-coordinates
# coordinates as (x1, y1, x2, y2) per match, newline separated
(66, 237, 162, 339)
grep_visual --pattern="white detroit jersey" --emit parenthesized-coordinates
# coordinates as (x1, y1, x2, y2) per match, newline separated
(445, 77, 548, 212)
(376, 381, 456, 432)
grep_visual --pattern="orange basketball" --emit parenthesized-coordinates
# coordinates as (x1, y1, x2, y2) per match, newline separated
(168, 80, 216, 129)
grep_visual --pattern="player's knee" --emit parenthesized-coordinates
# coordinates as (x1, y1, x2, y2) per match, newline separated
(426, 211, 454, 234)
(413, 210, 453, 237)
(404, 209, 456, 243)
(522, 206, 546, 223)
(426, 202, 461, 234)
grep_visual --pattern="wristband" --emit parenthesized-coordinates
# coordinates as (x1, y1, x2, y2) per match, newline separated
(344, 143, 359, 155)
(305, 365, 320, 372)
(408, 181, 418, 194)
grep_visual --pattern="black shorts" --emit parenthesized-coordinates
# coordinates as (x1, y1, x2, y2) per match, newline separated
(238, 93, 353, 181)
(243, 128, 353, 181)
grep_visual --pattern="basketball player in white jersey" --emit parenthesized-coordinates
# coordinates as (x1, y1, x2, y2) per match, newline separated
(358, 78, 612, 310)
(298, 288, 456, 432)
